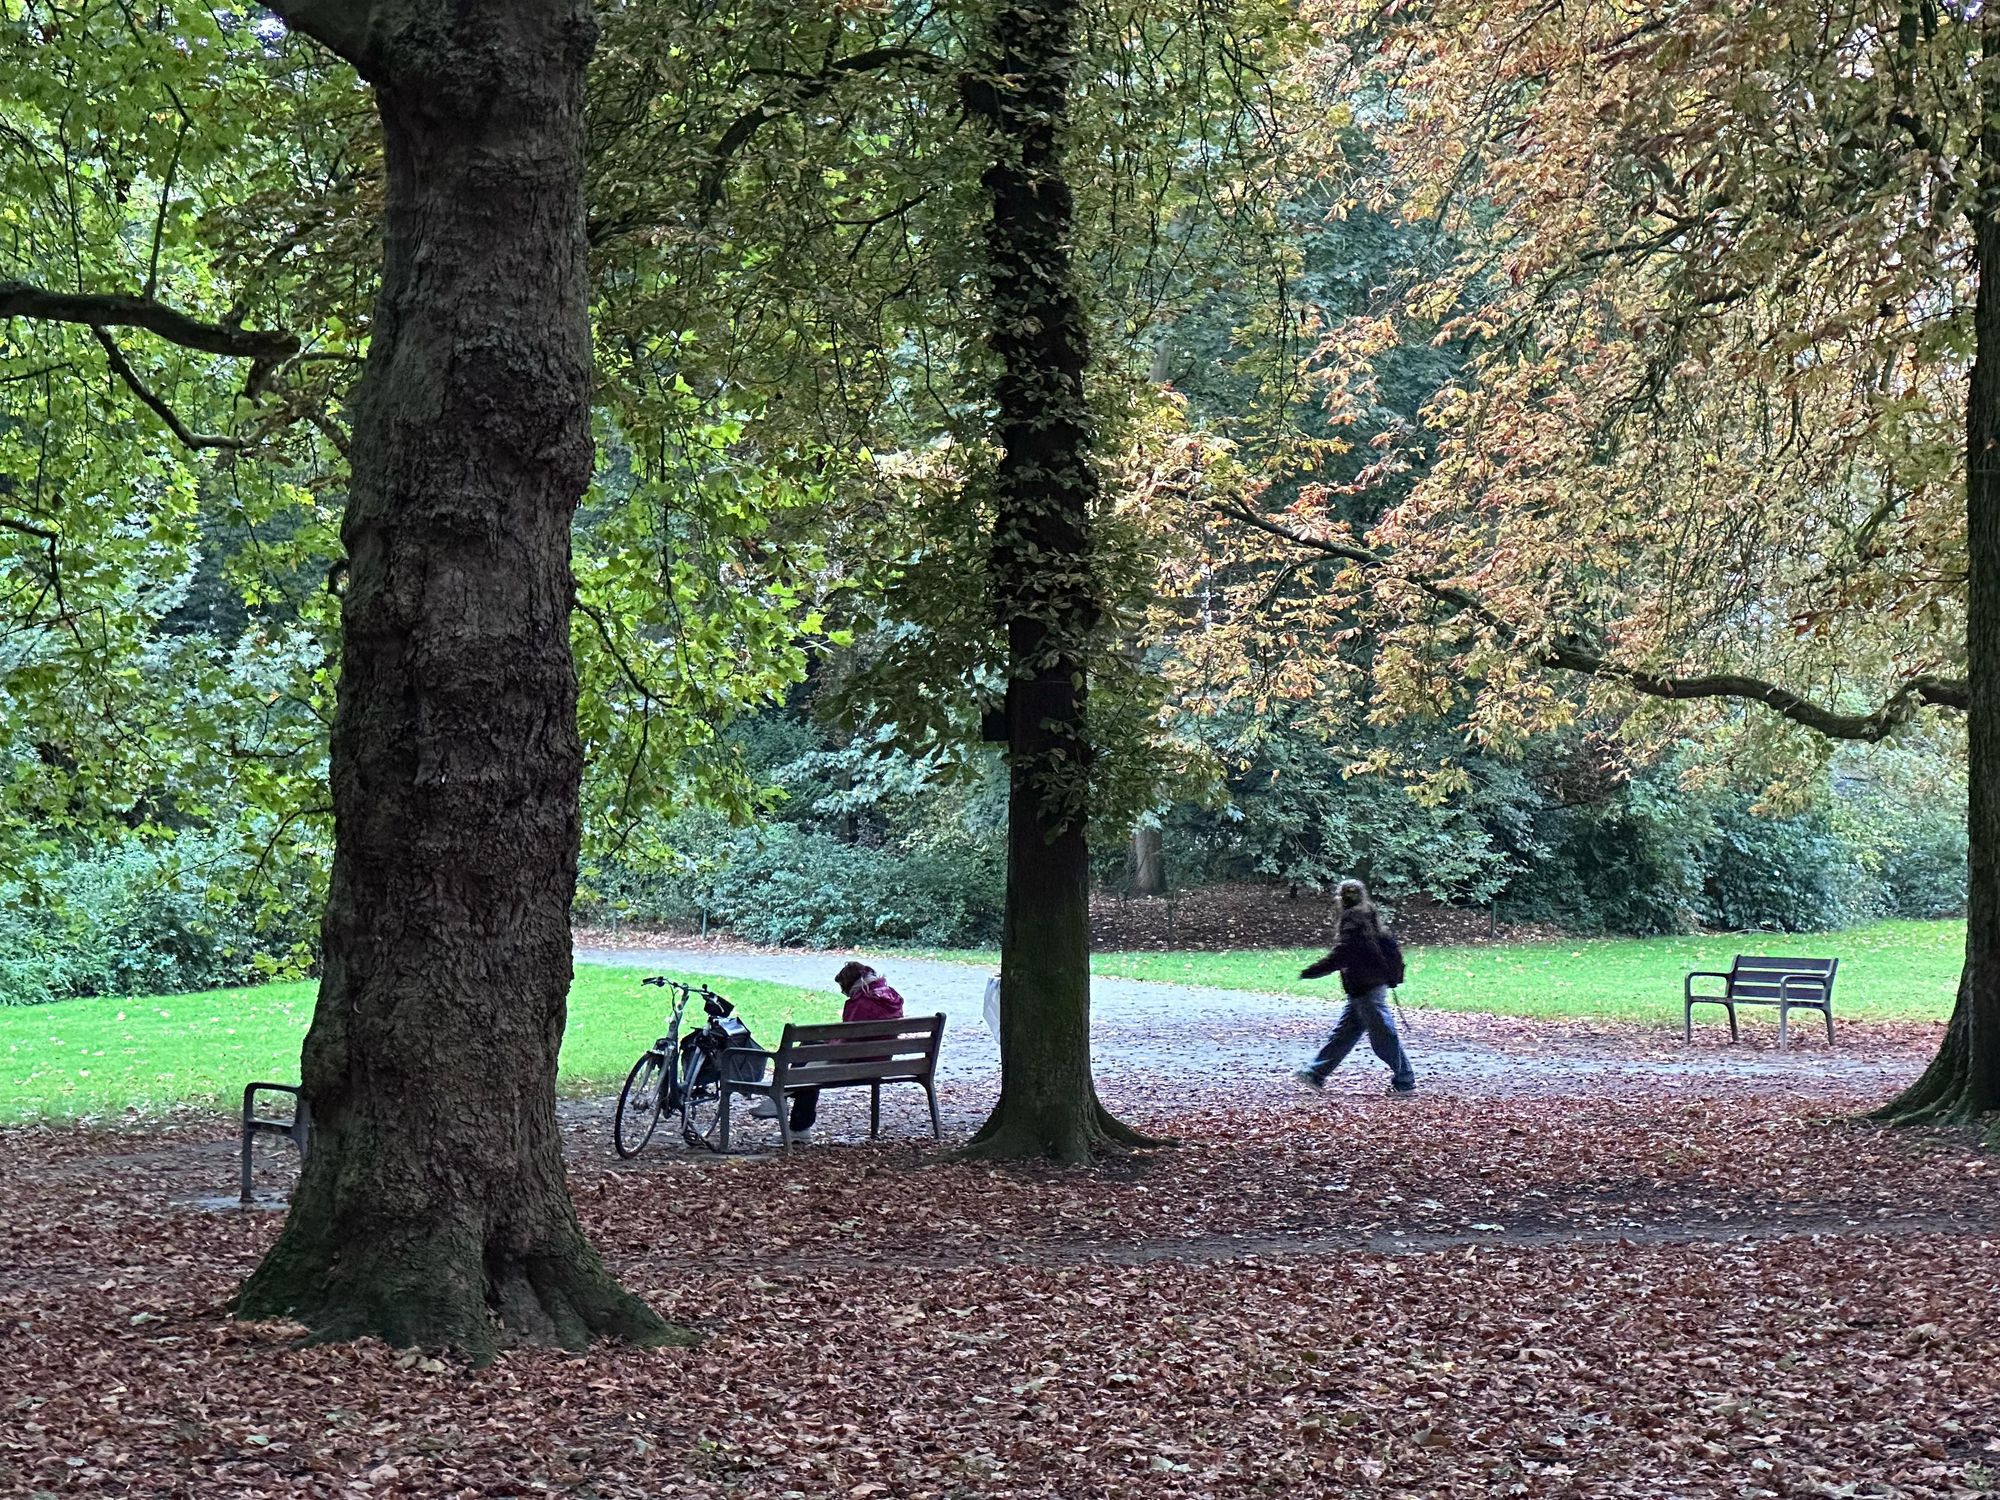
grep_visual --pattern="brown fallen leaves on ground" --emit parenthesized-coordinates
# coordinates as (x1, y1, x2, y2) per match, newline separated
(2, 1071, 1996, 1498)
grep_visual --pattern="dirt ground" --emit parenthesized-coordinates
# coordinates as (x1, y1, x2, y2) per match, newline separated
(2, 1012, 1996, 1499)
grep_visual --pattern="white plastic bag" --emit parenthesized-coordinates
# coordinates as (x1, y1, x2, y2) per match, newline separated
(983, 975, 1002, 1039)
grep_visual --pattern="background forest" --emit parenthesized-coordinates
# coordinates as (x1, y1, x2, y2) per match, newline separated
(0, 0, 1972, 1003)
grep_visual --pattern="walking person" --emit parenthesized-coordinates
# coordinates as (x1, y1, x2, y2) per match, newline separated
(1295, 879, 1418, 1095)
(754, 961, 906, 1137)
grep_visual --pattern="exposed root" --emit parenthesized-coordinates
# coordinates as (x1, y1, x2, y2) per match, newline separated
(1096, 1102, 1173, 1150)
(956, 1096, 1171, 1165)
(237, 1216, 685, 1363)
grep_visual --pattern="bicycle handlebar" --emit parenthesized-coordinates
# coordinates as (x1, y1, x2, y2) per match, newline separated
(641, 976, 730, 1009)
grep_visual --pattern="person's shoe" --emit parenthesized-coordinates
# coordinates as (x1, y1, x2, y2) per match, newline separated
(749, 1097, 780, 1121)
(1388, 1081, 1418, 1096)
(788, 1126, 814, 1142)
(1295, 1068, 1325, 1091)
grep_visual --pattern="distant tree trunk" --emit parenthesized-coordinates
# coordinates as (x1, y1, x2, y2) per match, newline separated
(235, 0, 674, 1358)
(1129, 825, 1165, 895)
(1882, 29, 2000, 1127)
(960, 0, 1147, 1162)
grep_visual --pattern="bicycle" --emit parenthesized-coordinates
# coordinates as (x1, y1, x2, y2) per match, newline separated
(612, 977, 758, 1156)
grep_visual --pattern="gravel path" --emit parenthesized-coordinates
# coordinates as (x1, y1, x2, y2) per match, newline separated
(575, 944, 1925, 1101)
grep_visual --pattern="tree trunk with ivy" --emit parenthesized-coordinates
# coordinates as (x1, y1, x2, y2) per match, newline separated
(234, 0, 676, 1358)
(1882, 31, 2000, 1129)
(960, 0, 1149, 1163)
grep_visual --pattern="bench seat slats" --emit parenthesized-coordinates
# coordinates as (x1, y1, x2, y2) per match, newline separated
(1726, 981, 1830, 1001)
(780, 1037, 938, 1062)
(770, 1061, 937, 1089)
(783, 1017, 939, 1044)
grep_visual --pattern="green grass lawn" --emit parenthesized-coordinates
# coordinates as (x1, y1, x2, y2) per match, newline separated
(0, 965, 837, 1125)
(904, 918, 1966, 1026)
(1089, 919, 1966, 1025)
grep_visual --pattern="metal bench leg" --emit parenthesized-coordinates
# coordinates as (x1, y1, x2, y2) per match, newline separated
(1683, 1000, 1693, 1043)
(924, 1080, 941, 1140)
(719, 1086, 734, 1154)
(776, 1094, 792, 1152)
(240, 1090, 257, 1206)
(1777, 1004, 1789, 1051)
(870, 1083, 881, 1140)
(1823, 1005, 1835, 1047)
(1726, 1002, 1738, 1044)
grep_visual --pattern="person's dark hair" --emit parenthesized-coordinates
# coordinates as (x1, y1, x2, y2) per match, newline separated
(834, 961, 876, 994)
(1336, 879, 1383, 937)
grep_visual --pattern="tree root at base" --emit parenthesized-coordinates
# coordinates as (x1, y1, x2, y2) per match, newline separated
(236, 1226, 688, 1364)
(957, 1096, 1173, 1164)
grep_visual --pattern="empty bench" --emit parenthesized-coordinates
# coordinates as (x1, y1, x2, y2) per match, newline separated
(1683, 956, 1839, 1048)
(718, 1014, 945, 1151)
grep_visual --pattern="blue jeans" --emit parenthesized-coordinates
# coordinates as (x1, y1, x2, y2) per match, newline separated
(1308, 985, 1415, 1089)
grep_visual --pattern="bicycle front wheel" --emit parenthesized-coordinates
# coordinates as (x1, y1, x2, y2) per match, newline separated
(680, 1051, 724, 1152)
(614, 1050, 668, 1158)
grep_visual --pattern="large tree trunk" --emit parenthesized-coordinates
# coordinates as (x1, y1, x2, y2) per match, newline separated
(236, 0, 674, 1358)
(960, 0, 1148, 1163)
(1883, 27, 2000, 1128)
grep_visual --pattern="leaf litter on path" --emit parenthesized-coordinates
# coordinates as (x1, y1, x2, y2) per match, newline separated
(2, 1042, 1996, 1497)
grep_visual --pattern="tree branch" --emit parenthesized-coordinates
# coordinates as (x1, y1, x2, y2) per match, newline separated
(1211, 501, 1967, 743)
(699, 46, 946, 207)
(0, 281, 298, 360)
(259, 0, 380, 74)
(0, 514, 58, 542)
(91, 329, 253, 451)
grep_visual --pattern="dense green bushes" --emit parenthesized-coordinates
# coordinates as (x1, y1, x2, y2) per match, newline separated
(1151, 719, 1965, 937)
(584, 824, 1004, 947)
(578, 711, 1966, 948)
(578, 718, 1010, 947)
(0, 831, 318, 1006)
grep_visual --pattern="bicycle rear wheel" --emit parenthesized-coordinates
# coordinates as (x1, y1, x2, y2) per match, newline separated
(680, 1051, 725, 1152)
(614, 1050, 668, 1158)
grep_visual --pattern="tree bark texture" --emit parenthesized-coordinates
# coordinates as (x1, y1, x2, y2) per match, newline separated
(235, 0, 674, 1356)
(960, 0, 1147, 1163)
(1883, 24, 2000, 1129)
(1129, 826, 1165, 895)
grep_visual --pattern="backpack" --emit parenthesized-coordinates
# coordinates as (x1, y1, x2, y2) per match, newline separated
(1380, 931, 1406, 988)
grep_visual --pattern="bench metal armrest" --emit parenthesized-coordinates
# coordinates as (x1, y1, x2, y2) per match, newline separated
(1684, 971, 1733, 999)
(1777, 974, 1828, 1003)
(722, 1045, 777, 1061)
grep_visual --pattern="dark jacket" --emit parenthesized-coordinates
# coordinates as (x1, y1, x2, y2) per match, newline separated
(1301, 909, 1404, 996)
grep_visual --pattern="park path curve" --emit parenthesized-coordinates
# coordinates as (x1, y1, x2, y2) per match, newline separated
(574, 944, 1923, 1101)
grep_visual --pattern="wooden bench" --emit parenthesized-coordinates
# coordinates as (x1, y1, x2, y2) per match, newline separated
(240, 1081, 311, 1204)
(1683, 956, 1838, 1048)
(718, 1014, 945, 1151)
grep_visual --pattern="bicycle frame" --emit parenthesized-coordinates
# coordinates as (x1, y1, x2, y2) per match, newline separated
(641, 977, 730, 1109)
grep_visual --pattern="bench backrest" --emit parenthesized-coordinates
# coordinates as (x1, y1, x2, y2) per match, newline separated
(772, 1014, 946, 1089)
(1729, 955, 1837, 1001)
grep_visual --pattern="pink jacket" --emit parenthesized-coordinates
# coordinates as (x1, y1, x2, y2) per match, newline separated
(842, 976, 905, 1023)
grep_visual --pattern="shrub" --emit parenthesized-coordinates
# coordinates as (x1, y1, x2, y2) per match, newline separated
(0, 831, 318, 1005)
(583, 824, 1006, 949)
(1695, 804, 1869, 933)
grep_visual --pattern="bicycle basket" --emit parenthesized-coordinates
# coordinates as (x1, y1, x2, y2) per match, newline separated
(714, 1016, 765, 1082)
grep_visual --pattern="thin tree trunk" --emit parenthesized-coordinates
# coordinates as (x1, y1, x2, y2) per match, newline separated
(1129, 825, 1165, 896)
(960, 0, 1149, 1162)
(1881, 18, 2000, 1129)
(236, 0, 675, 1357)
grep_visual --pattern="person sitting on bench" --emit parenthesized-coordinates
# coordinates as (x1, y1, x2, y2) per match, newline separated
(753, 961, 907, 1137)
